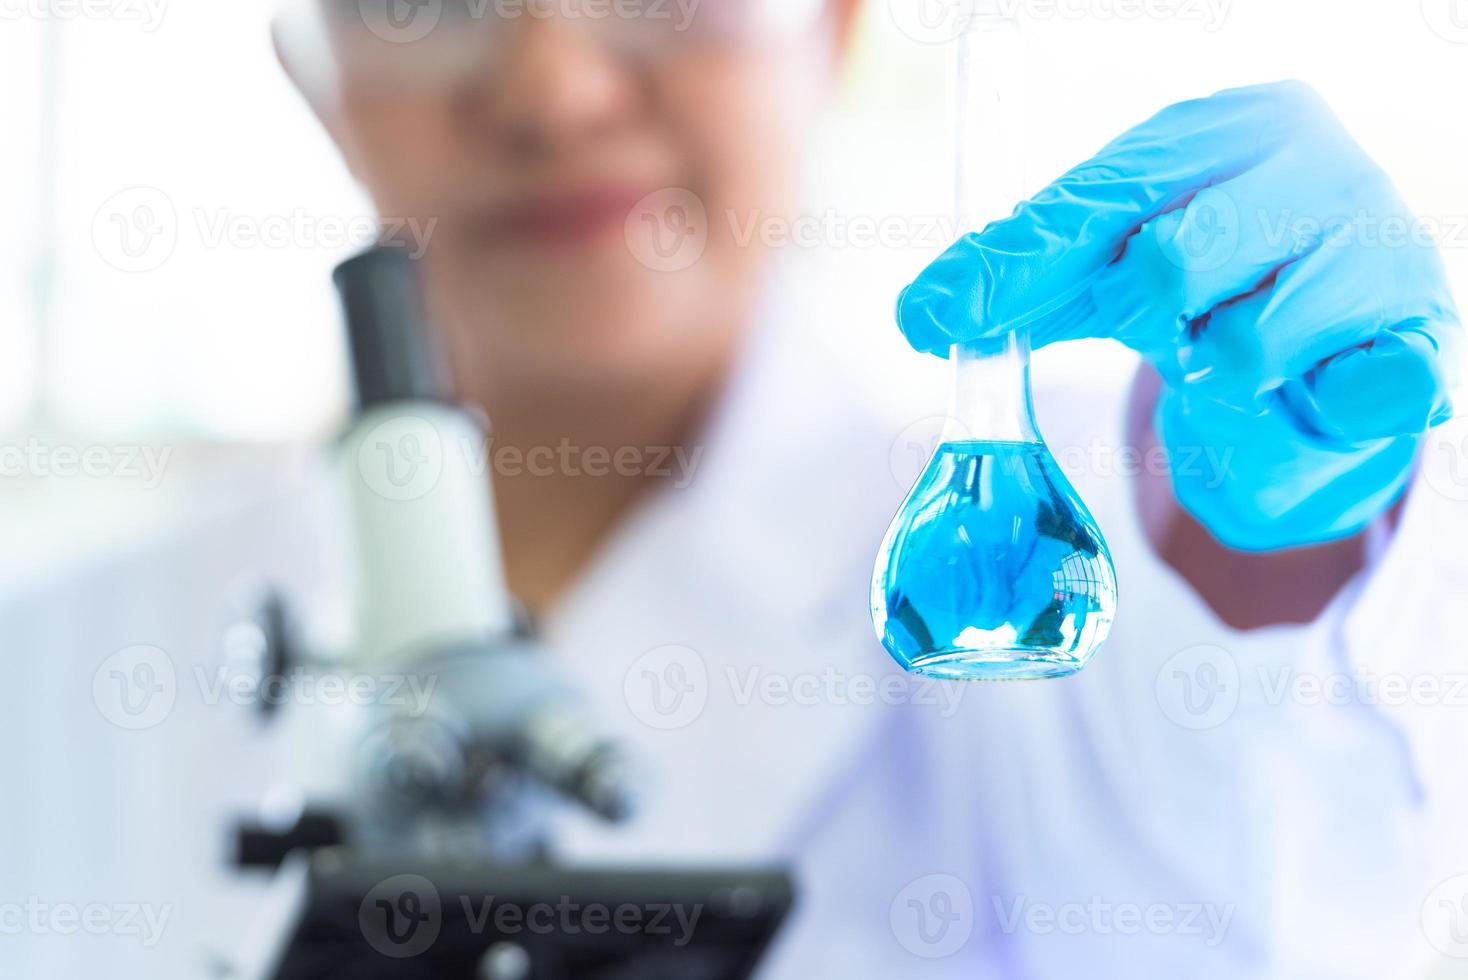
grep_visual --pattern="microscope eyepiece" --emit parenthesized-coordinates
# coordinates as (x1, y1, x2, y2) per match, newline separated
(333, 246, 452, 408)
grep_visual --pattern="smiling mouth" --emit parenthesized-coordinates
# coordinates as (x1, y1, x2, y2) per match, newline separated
(463, 187, 654, 248)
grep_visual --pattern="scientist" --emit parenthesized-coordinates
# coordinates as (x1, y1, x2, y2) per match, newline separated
(276, 1, 1466, 976)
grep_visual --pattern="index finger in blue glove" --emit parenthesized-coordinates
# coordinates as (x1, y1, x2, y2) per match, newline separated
(896, 80, 1334, 355)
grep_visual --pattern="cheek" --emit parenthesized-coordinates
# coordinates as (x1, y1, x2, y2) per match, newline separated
(338, 93, 465, 218)
(652, 48, 811, 221)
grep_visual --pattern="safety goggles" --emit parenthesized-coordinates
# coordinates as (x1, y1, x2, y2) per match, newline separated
(305, 0, 828, 84)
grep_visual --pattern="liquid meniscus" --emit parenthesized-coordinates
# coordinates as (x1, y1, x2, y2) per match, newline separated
(871, 440, 1117, 680)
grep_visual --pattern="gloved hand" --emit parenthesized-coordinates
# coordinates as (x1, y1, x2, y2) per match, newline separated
(897, 80, 1461, 552)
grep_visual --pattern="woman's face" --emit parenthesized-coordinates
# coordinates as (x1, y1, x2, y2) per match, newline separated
(295, 3, 845, 389)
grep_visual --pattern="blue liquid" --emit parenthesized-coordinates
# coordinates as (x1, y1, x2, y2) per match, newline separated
(872, 440, 1116, 680)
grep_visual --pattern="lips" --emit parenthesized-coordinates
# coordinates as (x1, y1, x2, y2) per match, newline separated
(465, 187, 653, 247)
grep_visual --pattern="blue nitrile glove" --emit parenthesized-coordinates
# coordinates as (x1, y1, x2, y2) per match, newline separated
(897, 80, 1461, 552)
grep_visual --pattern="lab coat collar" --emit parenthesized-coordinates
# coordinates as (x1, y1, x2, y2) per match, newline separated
(547, 256, 904, 637)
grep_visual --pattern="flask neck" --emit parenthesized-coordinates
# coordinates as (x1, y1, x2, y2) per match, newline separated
(944, 334, 1040, 444)
(944, 17, 1037, 447)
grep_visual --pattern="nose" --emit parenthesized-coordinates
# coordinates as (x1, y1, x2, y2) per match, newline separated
(461, 18, 642, 157)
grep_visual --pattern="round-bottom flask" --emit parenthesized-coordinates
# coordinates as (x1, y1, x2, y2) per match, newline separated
(871, 337, 1117, 680)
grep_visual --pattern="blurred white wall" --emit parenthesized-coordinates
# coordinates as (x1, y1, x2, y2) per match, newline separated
(14, 0, 359, 440)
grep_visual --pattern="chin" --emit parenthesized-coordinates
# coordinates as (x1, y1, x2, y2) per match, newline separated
(498, 272, 728, 376)
(428, 236, 754, 386)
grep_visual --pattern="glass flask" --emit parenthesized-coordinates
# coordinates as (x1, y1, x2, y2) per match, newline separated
(870, 15, 1117, 681)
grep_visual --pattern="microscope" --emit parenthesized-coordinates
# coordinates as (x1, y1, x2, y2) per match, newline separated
(228, 247, 792, 980)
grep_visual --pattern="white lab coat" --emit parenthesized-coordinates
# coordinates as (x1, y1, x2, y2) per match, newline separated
(536, 267, 1468, 978)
